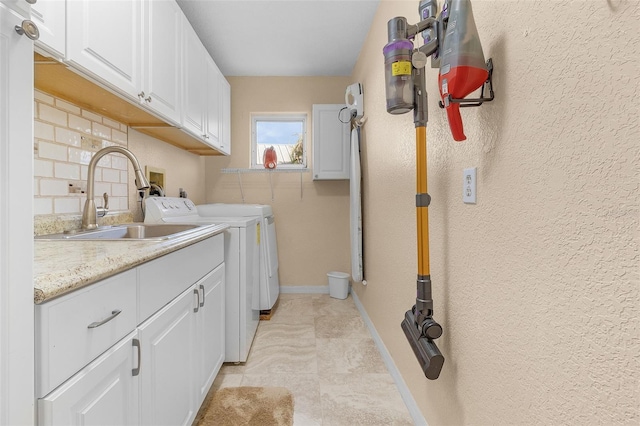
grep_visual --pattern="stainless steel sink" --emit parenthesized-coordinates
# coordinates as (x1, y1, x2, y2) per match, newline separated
(36, 223, 209, 241)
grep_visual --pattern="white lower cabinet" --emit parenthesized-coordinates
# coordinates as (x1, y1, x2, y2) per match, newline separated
(195, 265, 225, 405)
(36, 235, 225, 426)
(138, 264, 226, 426)
(139, 284, 197, 426)
(38, 331, 140, 426)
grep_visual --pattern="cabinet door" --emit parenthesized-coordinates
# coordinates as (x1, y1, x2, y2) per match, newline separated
(182, 18, 206, 140)
(0, 4, 35, 424)
(312, 104, 351, 180)
(142, 0, 181, 124)
(37, 332, 139, 426)
(204, 56, 221, 146)
(31, 0, 65, 59)
(67, 0, 142, 100)
(139, 286, 197, 426)
(219, 74, 231, 155)
(195, 264, 225, 406)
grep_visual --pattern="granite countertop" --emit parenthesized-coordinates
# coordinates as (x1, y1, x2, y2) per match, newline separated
(34, 224, 228, 304)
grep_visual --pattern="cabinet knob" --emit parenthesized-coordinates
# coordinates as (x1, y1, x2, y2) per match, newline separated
(138, 91, 145, 99)
(14, 20, 39, 41)
(25, 0, 37, 4)
(145, 96, 152, 103)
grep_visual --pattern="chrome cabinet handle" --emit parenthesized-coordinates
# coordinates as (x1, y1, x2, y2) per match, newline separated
(199, 284, 205, 308)
(132, 339, 141, 376)
(138, 91, 145, 99)
(193, 289, 200, 313)
(87, 309, 122, 328)
(145, 96, 152, 103)
(15, 20, 39, 40)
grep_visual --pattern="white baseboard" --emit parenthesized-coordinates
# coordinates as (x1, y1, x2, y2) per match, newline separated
(350, 291, 427, 426)
(278, 285, 426, 425)
(279, 285, 330, 294)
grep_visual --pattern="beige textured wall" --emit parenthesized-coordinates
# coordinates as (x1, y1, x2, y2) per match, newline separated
(204, 77, 353, 286)
(127, 128, 206, 220)
(352, 0, 639, 424)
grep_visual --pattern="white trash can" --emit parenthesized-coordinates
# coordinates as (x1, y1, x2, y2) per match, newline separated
(327, 271, 350, 299)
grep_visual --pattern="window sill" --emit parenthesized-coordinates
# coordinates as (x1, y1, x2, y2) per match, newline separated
(221, 168, 310, 174)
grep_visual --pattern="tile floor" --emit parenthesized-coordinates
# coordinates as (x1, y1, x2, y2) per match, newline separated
(210, 293, 414, 425)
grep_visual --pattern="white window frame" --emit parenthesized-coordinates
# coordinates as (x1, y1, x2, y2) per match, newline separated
(250, 113, 307, 169)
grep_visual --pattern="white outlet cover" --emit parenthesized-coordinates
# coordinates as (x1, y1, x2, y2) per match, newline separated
(463, 167, 477, 204)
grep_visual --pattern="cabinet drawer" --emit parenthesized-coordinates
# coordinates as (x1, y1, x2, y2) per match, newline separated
(138, 234, 223, 323)
(36, 269, 137, 398)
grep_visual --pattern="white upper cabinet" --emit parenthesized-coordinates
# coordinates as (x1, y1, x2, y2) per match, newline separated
(36, 0, 231, 156)
(183, 16, 230, 153)
(67, 0, 142, 101)
(31, 0, 65, 59)
(312, 104, 350, 180)
(142, 0, 182, 125)
(205, 56, 221, 146)
(182, 18, 206, 139)
(219, 75, 231, 155)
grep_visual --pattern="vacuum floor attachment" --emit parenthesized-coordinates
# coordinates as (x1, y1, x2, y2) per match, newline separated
(401, 308, 444, 380)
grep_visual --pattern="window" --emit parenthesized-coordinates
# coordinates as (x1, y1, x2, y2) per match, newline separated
(251, 114, 307, 169)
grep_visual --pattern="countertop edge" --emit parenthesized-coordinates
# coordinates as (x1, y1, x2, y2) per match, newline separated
(34, 224, 228, 304)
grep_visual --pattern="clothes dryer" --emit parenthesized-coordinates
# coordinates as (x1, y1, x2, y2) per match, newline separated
(196, 203, 280, 311)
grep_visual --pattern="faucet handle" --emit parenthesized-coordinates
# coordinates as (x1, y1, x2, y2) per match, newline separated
(97, 193, 109, 218)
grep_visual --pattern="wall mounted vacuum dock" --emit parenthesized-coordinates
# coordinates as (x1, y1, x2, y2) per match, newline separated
(384, 0, 495, 380)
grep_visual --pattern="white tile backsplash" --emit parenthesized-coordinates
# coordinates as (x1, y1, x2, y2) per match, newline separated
(111, 155, 128, 171)
(54, 127, 82, 147)
(55, 99, 81, 115)
(35, 121, 55, 141)
(81, 110, 102, 123)
(35, 90, 130, 216)
(38, 141, 67, 161)
(35, 91, 54, 105)
(92, 122, 111, 139)
(34, 159, 54, 177)
(102, 117, 120, 129)
(111, 183, 128, 197)
(39, 104, 67, 126)
(34, 198, 53, 215)
(54, 197, 81, 214)
(69, 147, 93, 165)
(54, 163, 80, 180)
(102, 168, 121, 183)
(68, 115, 92, 134)
(40, 179, 70, 196)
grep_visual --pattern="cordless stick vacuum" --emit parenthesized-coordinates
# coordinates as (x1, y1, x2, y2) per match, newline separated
(383, 0, 492, 380)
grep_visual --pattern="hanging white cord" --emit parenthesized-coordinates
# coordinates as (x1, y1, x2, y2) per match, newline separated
(300, 170, 303, 199)
(236, 170, 245, 203)
(269, 170, 274, 201)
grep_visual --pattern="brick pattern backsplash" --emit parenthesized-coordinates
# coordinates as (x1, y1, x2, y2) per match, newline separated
(34, 90, 130, 216)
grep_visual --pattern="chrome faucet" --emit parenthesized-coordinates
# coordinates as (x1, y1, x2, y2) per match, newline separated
(82, 146, 150, 230)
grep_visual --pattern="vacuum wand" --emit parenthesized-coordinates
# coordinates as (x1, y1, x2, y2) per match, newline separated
(384, 1, 445, 380)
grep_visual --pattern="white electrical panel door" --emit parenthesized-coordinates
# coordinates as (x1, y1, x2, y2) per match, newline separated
(312, 104, 350, 180)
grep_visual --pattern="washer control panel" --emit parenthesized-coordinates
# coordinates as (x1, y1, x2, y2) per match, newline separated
(144, 197, 197, 223)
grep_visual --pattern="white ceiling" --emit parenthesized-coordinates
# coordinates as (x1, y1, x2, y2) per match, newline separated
(175, 0, 381, 77)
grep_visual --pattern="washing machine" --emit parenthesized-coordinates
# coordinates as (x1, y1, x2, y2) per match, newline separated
(143, 197, 260, 362)
(196, 203, 280, 311)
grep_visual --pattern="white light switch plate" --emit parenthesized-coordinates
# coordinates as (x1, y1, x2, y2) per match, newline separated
(463, 167, 477, 204)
